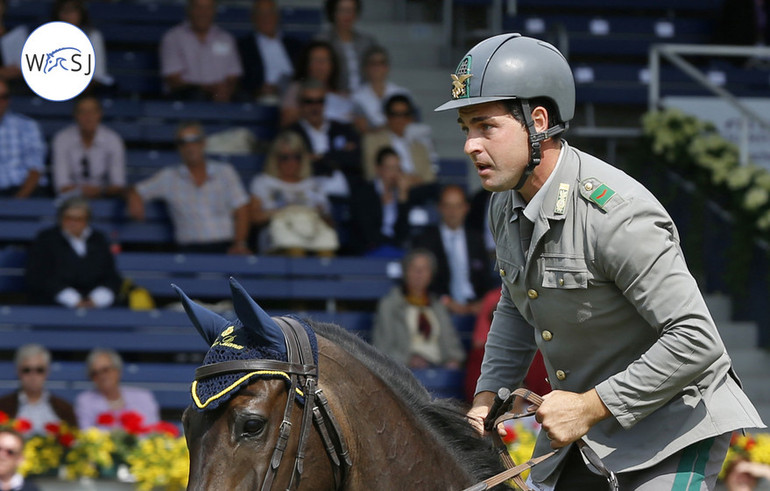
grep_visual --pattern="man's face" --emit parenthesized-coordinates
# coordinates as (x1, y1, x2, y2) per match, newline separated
(377, 154, 401, 187)
(75, 98, 102, 135)
(457, 101, 530, 192)
(60, 205, 89, 238)
(385, 101, 413, 136)
(89, 353, 121, 395)
(0, 432, 23, 480)
(439, 188, 469, 230)
(253, 0, 279, 37)
(17, 353, 48, 396)
(188, 0, 216, 33)
(299, 88, 326, 127)
(176, 126, 207, 167)
(404, 254, 433, 294)
(333, 0, 357, 31)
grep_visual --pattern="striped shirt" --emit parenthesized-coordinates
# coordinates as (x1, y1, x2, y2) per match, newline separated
(0, 111, 46, 190)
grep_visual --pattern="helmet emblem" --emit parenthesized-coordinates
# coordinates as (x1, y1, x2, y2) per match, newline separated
(451, 55, 472, 99)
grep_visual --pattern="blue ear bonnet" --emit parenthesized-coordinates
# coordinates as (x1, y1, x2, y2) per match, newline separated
(174, 280, 318, 411)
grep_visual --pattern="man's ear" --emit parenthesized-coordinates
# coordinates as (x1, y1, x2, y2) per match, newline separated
(531, 106, 550, 134)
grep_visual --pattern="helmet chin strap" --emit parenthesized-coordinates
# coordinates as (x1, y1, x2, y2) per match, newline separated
(512, 100, 569, 191)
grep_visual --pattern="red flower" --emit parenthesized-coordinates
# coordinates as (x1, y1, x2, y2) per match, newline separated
(13, 419, 32, 433)
(746, 438, 757, 451)
(97, 412, 116, 426)
(149, 421, 180, 438)
(501, 421, 517, 444)
(44, 422, 61, 435)
(59, 432, 76, 448)
(119, 411, 146, 435)
(0, 411, 8, 425)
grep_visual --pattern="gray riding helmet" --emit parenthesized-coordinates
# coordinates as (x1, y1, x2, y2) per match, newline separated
(434, 32, 575, 125)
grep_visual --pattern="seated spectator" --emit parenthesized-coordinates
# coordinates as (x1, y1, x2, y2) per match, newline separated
(316, 0, 378, 93)
(250, 131, 338, 256)
(127, 121, 251, 254)
(280, 40, 353, 127)
(348, 147, 412, 256)
(237, 0, 304, 103)
(75, 348, 160, 430)
(0, 0, 27, 88)
(0, 428, 39, 491)
(51, 96, 126, 198)
(0, 79, 46, 198)
(160, 0, 242, 102)
(362, 94, 437, 191)
(0, 344, 77, 435)
(412, 185, 494, 315)
(351, 45, 411, 134)
(372, 248, 465, 369)
(51, 0, 113, 90)
(468, 188, 496, 263)
(25, 197, 122, 308)
(286, 80, 361, 196)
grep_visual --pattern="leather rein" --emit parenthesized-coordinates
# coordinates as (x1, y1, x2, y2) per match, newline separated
(464, 388, 619, 491)
(193, 317, 352, 491)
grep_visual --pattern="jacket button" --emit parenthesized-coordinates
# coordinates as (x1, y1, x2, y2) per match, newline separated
(556, 370, 566, 381)
(584, 182, 593, 191)
(558, 278, 564, 286)
(500, 268, 506, 277)
(542, 330, 553, 341)
(527, 289, 538, 299)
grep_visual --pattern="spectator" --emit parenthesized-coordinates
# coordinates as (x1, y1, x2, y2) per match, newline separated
(0, 0, 27, 88)
(51, 96, 126, 198)
(25, 197, 122, 308)
(286, 80, 361, 195)
(237, 0, 304, 102)
(51, 0, 113, 90)
(348, 147, 412, 256)
(0, 344, 77, 435)
(280, 40, 352, 127)
(372, 248, 466, 369)
(75, 348, 159, 430)
(249, 131, 338, 256)
(412, 184, 494, 315)
(0, 428, 39, 491)
(316, 0, 377, 93)
(351, 45, 411, 134)
(0, 79, 46, 198)
(127, 121, 251, 254)
(160, 0, 243, 102)
(467, 188, 496, 263)
(362, 94, 437, 190)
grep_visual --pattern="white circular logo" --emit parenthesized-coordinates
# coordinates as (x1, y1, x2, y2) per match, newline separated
(21, 22, 95, 102)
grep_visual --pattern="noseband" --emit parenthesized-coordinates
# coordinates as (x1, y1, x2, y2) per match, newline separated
(194, 317, 352, 491)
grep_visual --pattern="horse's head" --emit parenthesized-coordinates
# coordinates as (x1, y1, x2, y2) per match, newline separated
(176, 279, 329, 491)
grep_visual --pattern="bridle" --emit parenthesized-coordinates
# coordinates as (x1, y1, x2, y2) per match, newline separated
(193, 316, 352, 491)
(464, 388, 619, 491)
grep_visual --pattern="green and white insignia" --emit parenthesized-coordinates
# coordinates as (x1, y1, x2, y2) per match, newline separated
(451, 55, 472, 99)
(554, 183, 569, 215)
(589, 184, 615, 208)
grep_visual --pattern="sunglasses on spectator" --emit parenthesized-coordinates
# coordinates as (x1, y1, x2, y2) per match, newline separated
(176, 134, 205, 145)
(301, 97, 325, 105)
(277, 153, 302, 162)
(387, 111, 412, 118)
(89, 366, 115, 378)
(20, 366, 46, 375)
(0, 447, 20, 457)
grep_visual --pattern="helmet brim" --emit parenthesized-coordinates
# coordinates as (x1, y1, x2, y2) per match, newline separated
(434, 95, 518, 112)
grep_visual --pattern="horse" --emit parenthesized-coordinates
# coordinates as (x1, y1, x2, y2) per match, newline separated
(175, 278, 508, 491)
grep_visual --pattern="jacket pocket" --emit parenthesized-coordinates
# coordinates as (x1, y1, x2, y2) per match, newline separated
(540, 254, 590, 289)
(495, 255, 521, 285)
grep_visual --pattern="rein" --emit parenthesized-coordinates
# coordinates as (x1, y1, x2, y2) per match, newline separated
(464, 388, 619, 491)
(193, 316, 352, 491)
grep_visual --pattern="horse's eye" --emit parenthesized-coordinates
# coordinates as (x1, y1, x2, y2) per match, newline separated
(242, 418, 266, 437)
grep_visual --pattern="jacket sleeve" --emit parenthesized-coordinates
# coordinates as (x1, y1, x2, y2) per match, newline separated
(371, 289, 410, 365)
(433, 300, 466, 363)
(593, 197, 726, 429)
(25, 230, 68, 303)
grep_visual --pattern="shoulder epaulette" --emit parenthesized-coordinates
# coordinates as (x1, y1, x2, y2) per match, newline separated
(579, 178, 621, 211)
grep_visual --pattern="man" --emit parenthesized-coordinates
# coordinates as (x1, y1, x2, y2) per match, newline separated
(127, 121, 251, 254)
(287, 80, 361, 195)
(412, 184, 493, 315)
(0, 79, 45, 198)
(51, 95, 126, 198)
(25, 197, 123, 308)
(75, 348, 159, 430)
(436, 33, 765, 489)
(0, 428, 38, 491)
(0, 344, 77, 435)
(159, 0, 243, 102)
(237, 0, 304, 101)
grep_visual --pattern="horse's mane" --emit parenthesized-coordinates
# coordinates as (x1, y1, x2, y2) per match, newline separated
(308, 319, 506, 484)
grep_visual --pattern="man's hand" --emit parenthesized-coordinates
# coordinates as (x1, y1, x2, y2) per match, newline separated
(535, 389, 610, 449)
(467, 391, 506, 437)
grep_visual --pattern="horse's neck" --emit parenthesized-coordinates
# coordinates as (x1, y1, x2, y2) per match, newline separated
(318, 339, 473, 489)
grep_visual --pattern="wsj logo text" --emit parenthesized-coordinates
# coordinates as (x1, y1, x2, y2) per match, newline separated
(25, 47, 92, 76)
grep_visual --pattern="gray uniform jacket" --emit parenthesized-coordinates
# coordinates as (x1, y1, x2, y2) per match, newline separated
(478, 141, 765, 483)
